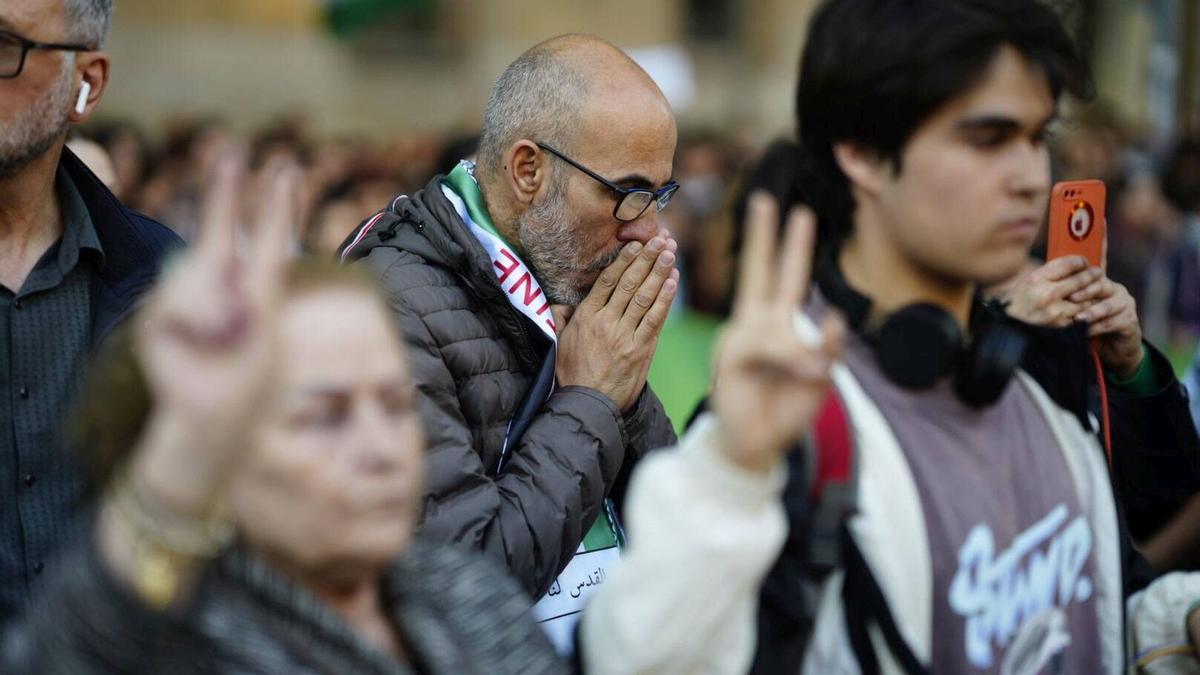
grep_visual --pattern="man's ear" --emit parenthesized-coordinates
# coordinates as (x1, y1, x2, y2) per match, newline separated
(503, 140, 550, 207)
(68, 52, 110, 124)
(832, 141, 889, 197)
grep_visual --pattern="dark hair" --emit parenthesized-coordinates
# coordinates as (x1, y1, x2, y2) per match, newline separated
(715, 139, 827, 314)
(72, 259, 387, 494)
(436, 132, 481, 176)
(796, 0, 1092, 252)
(1162, 138, 1200, 214)
(729, 139, 815, 258)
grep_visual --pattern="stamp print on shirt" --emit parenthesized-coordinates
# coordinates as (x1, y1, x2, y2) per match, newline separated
(949, 503, 1093, 673)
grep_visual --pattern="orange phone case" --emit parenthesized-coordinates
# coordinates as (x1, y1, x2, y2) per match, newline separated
(1047, 180, 1106, 268)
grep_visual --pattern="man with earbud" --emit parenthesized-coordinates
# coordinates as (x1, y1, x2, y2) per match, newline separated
(0, 0, 180, 628)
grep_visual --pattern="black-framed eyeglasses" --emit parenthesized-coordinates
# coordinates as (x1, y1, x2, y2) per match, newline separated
(0, 29, 93, 79)
(537, 142, 679, 223)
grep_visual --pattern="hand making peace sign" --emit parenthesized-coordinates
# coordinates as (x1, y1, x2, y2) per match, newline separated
(712, 193, 844, 473)
(132, 152, 302, 509)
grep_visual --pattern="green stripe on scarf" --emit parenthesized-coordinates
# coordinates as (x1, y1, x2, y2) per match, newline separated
(582, 514, 618, 551)
(442, 162, 507, 242)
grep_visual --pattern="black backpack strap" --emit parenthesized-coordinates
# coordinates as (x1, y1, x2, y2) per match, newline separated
(840, 524, 931, 675)
(702, 388, 931, 675)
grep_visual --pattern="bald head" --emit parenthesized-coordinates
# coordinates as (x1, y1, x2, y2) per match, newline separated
(471, 35, 677, 306)
(542, 34, 666, 99)
(476, 34, 670, 178)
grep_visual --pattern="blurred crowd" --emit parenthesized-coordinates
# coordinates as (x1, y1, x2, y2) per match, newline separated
(11, 0, 1200, 672)
(73, 117, 752, 311)
(67, 118, 764, 426)
(72, 105, 1200, 373)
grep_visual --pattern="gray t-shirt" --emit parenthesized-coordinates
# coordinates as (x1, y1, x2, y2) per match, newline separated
(840, 327, 1102, 674)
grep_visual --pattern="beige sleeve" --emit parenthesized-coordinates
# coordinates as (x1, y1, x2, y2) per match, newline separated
(1128, 571, 1200, 674)
(579, 412, 789, 675)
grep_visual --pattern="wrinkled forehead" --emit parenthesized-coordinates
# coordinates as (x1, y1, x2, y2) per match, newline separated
(0, 0, 64, 36)
(571, 86, 678, 185)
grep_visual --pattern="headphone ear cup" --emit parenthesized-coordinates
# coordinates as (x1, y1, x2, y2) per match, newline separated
(875, 303, 963, 390)
(954, 321, 1028, 408)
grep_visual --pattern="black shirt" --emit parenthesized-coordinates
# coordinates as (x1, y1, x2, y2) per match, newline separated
(0, 164, 103, 626)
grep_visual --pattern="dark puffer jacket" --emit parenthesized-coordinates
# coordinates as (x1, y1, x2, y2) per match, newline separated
(3, 536, 566, 674)
(341, 176, 677, 597)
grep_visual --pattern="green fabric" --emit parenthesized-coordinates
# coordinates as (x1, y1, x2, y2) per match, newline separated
(1165, 343, 1196, 377)
(441, 163, 507, 240)
(581, 515, 616, 552)
(325, 0, 435, 37)
(647, 310, 723, 435)
(1106, 344, 1160, 396)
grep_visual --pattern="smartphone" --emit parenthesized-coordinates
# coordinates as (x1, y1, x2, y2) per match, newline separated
(1046, 180, 1106, 267)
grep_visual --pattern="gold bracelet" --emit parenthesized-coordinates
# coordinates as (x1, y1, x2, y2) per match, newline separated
(110, 474, 232, 558)
(103, 503, 190, 609)
(104, 473, 234, 609)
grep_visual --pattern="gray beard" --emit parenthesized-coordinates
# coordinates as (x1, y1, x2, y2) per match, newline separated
(515, 178, 625, 306)
(0, 58, 73, 180)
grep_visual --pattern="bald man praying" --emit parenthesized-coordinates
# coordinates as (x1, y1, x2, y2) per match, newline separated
(340, 35, 679, 649)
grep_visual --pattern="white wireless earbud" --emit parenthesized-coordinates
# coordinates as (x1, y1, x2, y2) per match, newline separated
(75, 81, 91, 115)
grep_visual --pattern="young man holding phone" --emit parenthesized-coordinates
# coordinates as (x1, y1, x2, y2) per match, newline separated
(730, 1, 1200, 672)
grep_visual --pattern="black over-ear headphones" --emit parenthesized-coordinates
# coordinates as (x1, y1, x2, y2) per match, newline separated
(816, 257, 1029, 408)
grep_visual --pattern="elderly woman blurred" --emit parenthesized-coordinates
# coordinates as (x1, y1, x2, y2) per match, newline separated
(1, 158, 566, 674)
(2, 151, 824, 674)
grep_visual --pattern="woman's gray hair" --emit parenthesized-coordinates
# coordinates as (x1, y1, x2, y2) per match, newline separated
(476, 40, 591, 177)
(63, 0, 113, 48)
